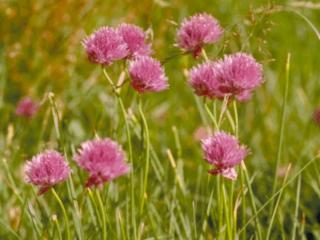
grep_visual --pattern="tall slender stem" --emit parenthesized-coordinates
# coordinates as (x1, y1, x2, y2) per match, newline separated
(96, 190, 107, 240)
(51, 188, 71, 240)
(102, 68, 137, 239)
(138, 96, 150, 215)
(270, 53, 291, 217)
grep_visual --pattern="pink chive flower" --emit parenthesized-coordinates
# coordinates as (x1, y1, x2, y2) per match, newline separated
(118, 23, 152, 58)
(201, 131, 248, 180)
(24, 150, 71, 195)
(313, 108, 320, 126)
(83, 27, 128, 65)
(188, 62, 220, 98)
(215, 53, 263, 101)
(129, 56, 169, 93)
(15, 97, 39, 118)
(74, 138, 130, 188)
(176, 13, 223, 57)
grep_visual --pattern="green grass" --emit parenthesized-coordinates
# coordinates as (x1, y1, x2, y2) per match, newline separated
(1, 0, 320, 239)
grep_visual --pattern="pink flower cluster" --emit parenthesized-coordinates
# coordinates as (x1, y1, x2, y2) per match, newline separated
(129, 56, 168, 93)
(189, 53, 263, 101)
(176, 13, 223, 57)
(15, 97, 39, 118)
(24, 150, 71, 195)
(24, 138, 130, 193)
(201, 131, 248, 180)
(83, 24, 150, 65)
(23, 12, 265, 196)
(84, 23, 168, 94)
(74, 138, 130, 187)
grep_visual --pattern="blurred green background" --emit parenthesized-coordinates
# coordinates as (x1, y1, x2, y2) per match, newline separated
(1, 0, 320, 238)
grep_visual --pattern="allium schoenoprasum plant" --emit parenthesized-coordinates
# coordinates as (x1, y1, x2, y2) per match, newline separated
(1, 1, 320, 239)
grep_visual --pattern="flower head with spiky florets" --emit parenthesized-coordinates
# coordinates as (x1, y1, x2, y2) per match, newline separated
(176, 13, 223, 57)
(201, 131, 248, 180)
(74, 138, 130, 187)
(24, 150, 71, 195)
(188, 61, 220, 98)
(15, 97, 39, 118)
(129, 56, 169, 93)
(118, 23, 152, 58)
(214, 53, 263, 101)
(83, 26, 129, 65)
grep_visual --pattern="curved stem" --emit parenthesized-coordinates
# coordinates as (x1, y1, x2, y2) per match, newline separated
(204, 101, 219, 130)
(51, 188, 71, 240)
(138, 96, 150, 215)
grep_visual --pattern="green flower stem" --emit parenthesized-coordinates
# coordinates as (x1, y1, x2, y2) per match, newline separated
(138, 95, 150, 215)
(102, 68, 137, 239)
(204, 101, 219, 130)
(96, 190, 107, 240)
(270, 53, 291, 215)
(51, 188, 71, 240)
(222, 180, 232, 240)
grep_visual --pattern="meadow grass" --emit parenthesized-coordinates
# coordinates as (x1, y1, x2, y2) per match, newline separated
(1, 0, 320, 239)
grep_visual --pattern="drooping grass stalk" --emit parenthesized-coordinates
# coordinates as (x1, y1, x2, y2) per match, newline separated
(102, 68, 137, 239)
(240, 155, 319, 233)
(266, 164, 291, 239)
(51, 188, 71, 240)
(291, 175, 301, 240)
(96, 189, 107, 240)
(138, 95, 150, 215)
(270, 53, 291, 217)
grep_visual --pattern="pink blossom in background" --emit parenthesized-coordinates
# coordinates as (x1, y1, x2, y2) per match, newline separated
(74, 138, 130, 187)
(313, 108, 320, 126)
(129, 56, 169, 93)
(214, 53, 263, 101)
(176, 13, 223, 57)
(15, 97, 39, 118)
(188, 62, 220, 98)
(24, 150, 71, 195)
(83, 27, 128, 65)
(193, 125, 211, 141)
(201, 131, 248, 180)
(118, 23, 152, 58)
